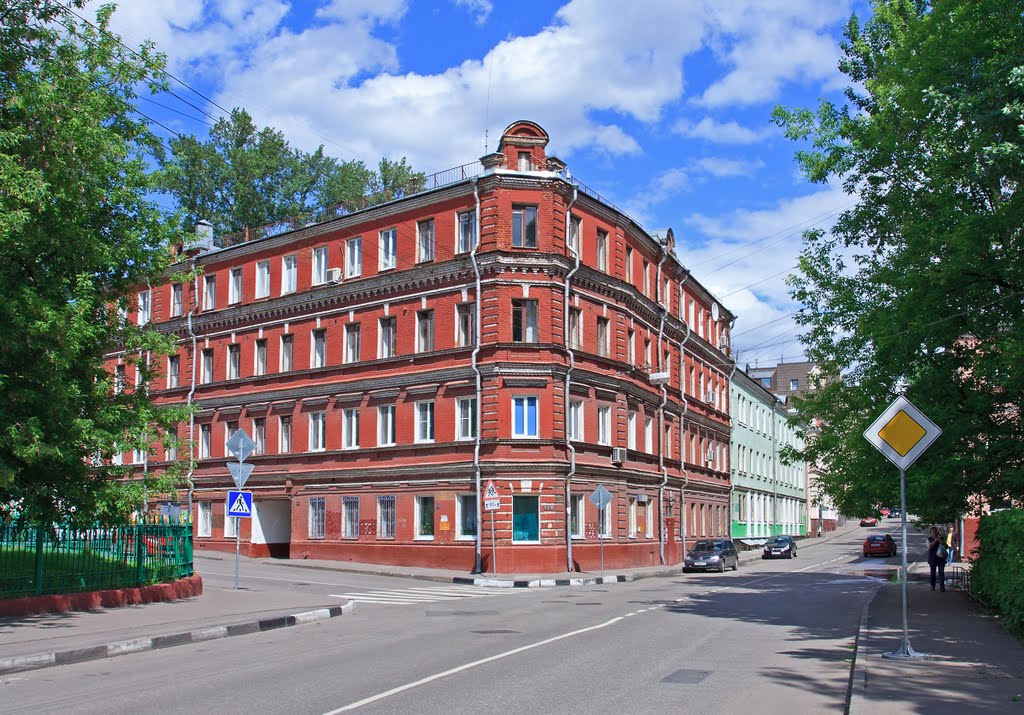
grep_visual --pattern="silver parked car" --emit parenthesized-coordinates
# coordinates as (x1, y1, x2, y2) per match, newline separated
(684, 539, 740, 572)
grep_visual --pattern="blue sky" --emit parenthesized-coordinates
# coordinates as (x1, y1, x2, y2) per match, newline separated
(99, 0, 870, 367)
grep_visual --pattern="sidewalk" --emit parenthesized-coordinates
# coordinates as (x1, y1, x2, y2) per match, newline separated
(0, 520, 862, 676)
(850, 564, 1024, 713)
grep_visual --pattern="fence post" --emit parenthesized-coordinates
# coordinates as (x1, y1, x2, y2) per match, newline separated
(34, 527, 45, 595)
(135, 524, 145, 586)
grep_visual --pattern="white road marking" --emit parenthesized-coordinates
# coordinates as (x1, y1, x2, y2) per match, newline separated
(322, 616, 625, 714)
(333, 585, 523, 606)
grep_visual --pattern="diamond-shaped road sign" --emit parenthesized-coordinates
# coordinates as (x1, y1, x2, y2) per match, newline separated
(228, 461, 255, 489)
(226, 429, 257, 463)
(864, 396, 941, 470)
(589, 484, 613, 510)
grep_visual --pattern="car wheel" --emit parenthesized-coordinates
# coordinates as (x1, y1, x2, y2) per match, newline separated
(718, 559, 726, 573)
(733, 557, 739, 571)
(788, 550, 794, 559)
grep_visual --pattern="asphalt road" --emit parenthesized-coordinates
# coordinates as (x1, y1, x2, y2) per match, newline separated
(0, 524, 907, 714)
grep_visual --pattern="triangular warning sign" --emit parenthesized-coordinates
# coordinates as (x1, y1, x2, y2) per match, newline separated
(229, 493, 251, 515)
(484, 480, 499, 499)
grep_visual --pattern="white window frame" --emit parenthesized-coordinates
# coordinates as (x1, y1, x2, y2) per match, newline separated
(569, 494, 585, 539)
(311, 329, 326, 369)
(282, 254, 297, 295)
(512, 205, 538, 248)
(255, 260, 270, 299)
(137, 290, 151, 325)
(203, 275, 216, 310)
(597, 317, 610, 356)
(414, 495, 435, 540)
(456, 494, 477, 540)
(629, 496, 638, 538)
(309, 411, 326, 452)
(457, 303, 475, 347)
(378, 317, 396, 358)
(457, 210, 476, 253)
(345, 237, 362, 278)
(253, 418, 265, 455)
(598, 499, 613, 538)
(512, 395, 539, 438)
(254, 339, 267, 376)
(167, 354, 180, 389)
(568, 215, 581, 256)
(170, 283, 183, 317)
(227, 344, 240, 380)
(308, 497, 326, 539)
(377, 404, 396, 446)
(312, 245, 329, 285)
(417, 218, 435, 263)
(342, 496, 360, 539)
(377, 495, 396, 539)
(279, 415, 292, 453)
(415, 400, 435, 444)
(197, 501, 212, 537)
(416, 310, 434, 352)
(201, 349, 214, 384)
(224, 512, 238, 538)
(342, 408, 359, 449)
(345, 323, 361, 363)
(644, 416, 654, 453)
(596, 230, 608, 272)
(569, 308, 582, 350)
(280, 334, 294, 371)
(229, 267, 242, 304)
(456, 397, 477, 440)
(568, 399, 584, 441)
(646, 496, 655, 538)
(379, 228, 397, 271)
(597, 405, 612, 445)
(199, 423, 211, 459)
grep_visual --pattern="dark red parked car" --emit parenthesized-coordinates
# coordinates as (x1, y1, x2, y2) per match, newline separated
(859, 516, 878, 527)
(863, 534, 897, 557)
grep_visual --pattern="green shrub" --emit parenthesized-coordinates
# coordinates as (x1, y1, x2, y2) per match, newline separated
(972, 510, 1024, 638)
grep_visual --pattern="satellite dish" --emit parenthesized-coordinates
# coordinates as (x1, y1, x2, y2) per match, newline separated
(711, 303, 720, 321)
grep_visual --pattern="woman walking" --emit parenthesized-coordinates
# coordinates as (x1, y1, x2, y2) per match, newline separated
(927, 526, 947, 591)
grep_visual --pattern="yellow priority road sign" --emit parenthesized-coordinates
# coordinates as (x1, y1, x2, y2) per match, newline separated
(864, 396, 941, 470)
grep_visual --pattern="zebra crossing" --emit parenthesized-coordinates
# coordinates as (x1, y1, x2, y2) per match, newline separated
(331, 584, 522, 606)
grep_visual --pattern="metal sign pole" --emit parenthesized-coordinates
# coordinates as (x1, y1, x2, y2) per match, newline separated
(234, 520, 240, 590)
(599, 506, 605, 579)
(883, 468, 925, 659)
(491, 510, 496, 575)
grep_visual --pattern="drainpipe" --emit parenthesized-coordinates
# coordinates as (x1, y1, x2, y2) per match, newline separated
(186, 258, 199, 518)
(563, 187, 579, 573)
(471, 178, 484, 574)
(678, 274, 692, 556)
(727, 358, 738, 540)
(655, 246, 668, 564)
(771, 393, 779, 537)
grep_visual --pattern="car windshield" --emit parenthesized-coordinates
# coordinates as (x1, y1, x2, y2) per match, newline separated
(868, 536, 885, 542)
(766, 537, 789, 545)
(692, 540, 722, 551)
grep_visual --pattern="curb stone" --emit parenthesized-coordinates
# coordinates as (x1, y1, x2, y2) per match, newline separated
(0, 600, 356, 677)
(847, 596, 872, 715)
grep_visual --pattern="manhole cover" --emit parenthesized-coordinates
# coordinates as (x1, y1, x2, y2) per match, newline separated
(576, 602, 602, 606)
(471, 629, 520, 635)
(662, 669, 712, 684)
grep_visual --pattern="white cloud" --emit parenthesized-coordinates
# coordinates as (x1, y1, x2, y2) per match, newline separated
(692, 157, 765, 178)
(679, 184, 851, 361)
(673, 117, 773, 144)
(453, 0, 493, 25)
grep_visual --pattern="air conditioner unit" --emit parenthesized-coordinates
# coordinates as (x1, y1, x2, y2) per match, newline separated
(705, 449, 716, 463)
(326, 267, 342, 283)
(704, 391, 716, 403)
(611, 447, 627, 464)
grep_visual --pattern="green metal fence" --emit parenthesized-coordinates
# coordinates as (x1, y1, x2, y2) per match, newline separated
(0, 523, 194, 600)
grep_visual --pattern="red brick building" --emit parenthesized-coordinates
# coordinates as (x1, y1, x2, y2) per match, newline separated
(111, 121, 734, 574)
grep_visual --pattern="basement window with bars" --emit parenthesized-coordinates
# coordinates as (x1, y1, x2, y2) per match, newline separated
(342, 497, 359, 539)
(308, 497, 325, 539)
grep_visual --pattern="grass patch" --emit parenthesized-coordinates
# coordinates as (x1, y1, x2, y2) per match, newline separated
(0, 547, 179, 600)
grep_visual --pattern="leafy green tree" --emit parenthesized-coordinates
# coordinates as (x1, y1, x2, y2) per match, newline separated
(0, 1, 186, 524)
(157, 109, 425, 237)
(773, 0, 1024, 523)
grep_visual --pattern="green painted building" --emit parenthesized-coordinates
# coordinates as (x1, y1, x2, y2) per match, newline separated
(729, 368, 808, 539)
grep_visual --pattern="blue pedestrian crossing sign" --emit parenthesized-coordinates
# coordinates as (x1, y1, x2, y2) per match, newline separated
(227, 490, 253, 519)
